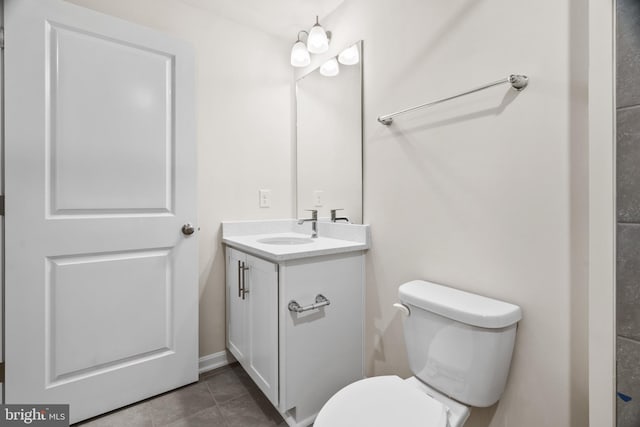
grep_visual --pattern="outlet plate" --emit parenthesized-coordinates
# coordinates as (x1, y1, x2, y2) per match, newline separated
(314, 190, 324, 207)
(259, 189, 271, 208)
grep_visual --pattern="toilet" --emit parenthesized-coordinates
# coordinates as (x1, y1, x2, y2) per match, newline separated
(314, 280, 522, 427)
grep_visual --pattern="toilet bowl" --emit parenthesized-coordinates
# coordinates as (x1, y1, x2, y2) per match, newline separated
(314, 375, 469, 427)
(314, 280, 522, 427)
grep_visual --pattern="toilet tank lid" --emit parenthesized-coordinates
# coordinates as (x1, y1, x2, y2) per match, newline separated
(398, 280, 522, 329)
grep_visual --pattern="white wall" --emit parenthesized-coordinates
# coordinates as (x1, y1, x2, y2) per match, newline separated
(65, 0, 293, 357)
(300, 0, 589, 426)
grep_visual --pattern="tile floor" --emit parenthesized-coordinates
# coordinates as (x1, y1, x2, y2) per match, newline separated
(75, 363, 287, 427)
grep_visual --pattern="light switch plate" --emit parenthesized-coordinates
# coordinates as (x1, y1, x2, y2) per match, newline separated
(259, 189, 271, 208)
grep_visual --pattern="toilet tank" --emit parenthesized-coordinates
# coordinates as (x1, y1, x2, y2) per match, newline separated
(398, 280, 522, 408)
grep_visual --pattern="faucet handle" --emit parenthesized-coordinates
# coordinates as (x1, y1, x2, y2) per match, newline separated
(330, 209, 350, 223)
(330, 209, 343, 220)
(304, 209, 318, 219)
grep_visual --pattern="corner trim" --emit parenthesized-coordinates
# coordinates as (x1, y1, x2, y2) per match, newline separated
(588, 0, 616, 425)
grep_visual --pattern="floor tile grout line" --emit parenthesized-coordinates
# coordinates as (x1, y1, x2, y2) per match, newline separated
(217, 389, 252, 407)
(203, 376, 235, 427)
(203, 376, 225, 422)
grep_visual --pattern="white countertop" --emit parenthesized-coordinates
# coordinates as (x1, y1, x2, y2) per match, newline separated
(221, 220, 370, 262)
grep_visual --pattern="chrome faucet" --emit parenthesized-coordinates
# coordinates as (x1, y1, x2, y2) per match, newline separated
(330, 209, 350, 223)
(298, 209, 318, 238)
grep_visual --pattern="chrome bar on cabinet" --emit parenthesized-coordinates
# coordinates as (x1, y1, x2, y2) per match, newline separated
(288, 294, 330, 313)
(240, 262, 249, 300)
(237, 260, 242, 298)
(377, 74, 529, 126)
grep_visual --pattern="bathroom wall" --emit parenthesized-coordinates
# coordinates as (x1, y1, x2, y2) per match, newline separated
(616, 0, 640, 425)
(64, 0, 293, 358)
(298, 0, 589, 426)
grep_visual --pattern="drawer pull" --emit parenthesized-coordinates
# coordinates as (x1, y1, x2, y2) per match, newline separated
(237, 261, 249, 299)
(237, 260, 242, 298)
(288, 294, 330, 313)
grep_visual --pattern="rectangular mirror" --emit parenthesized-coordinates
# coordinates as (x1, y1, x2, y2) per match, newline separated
(295, 41, 363, 224)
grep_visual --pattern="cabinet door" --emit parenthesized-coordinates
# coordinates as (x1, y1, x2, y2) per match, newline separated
(246, 254, 279, 407)
(226, 248, 247, 363)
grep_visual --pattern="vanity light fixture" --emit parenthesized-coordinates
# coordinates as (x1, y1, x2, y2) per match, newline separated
(338, 44, 359, 65)
(290, 16, 332, 67)
(307, 15, 329, 54)
(290, 31, 311, 67)
(320, 57, 340, 77)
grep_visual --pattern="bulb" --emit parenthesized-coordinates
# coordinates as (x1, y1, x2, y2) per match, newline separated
(290, 40, 311, 67)
(338, 44, 359, 65)
(320, 58, 339, 77)
(307, 24, 329, 54)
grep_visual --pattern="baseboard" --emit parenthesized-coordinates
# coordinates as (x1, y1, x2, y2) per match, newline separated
(198, 350, 235, 374)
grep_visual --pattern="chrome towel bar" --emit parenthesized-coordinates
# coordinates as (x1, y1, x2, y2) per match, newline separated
(288, 294, 330, 313)
(377, 74, 529, 126)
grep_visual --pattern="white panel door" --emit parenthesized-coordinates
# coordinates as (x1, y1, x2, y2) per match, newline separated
(4, 0, 197, 423)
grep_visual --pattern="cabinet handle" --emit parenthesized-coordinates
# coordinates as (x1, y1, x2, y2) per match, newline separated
(241, 263, 249, 300)
(288, 294, 330, 313)
(237, 260, 242, 298)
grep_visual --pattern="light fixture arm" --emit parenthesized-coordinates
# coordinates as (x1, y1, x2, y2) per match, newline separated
(296, 30, 309, 42)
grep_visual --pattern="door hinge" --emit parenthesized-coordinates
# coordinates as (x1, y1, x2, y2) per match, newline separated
(0, 195, 5, 216)
(0, 362, 5, 382)
(0, 27, 4, 50)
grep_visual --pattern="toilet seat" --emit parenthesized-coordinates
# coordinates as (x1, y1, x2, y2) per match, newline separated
(314, 376, 449, 427)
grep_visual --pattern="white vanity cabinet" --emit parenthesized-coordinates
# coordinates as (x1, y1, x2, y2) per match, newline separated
(277, 252, 364, 426)
(224, 240, 365, 427)
(225, 247, 279, 407)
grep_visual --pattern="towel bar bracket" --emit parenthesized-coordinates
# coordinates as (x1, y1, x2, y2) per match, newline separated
(509, 74, 528, 91)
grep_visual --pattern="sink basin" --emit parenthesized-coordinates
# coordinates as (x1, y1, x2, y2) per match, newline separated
(257, 237, 315, 245)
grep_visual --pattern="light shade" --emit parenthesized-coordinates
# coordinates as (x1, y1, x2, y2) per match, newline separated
(320, 58, 340, 77)
(307, 21, 329, 54)
(338, 44, 359, 65)
(290, 40, 311, 67)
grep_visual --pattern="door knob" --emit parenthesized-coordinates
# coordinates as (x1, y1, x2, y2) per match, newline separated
(182, 223, 196, 236)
